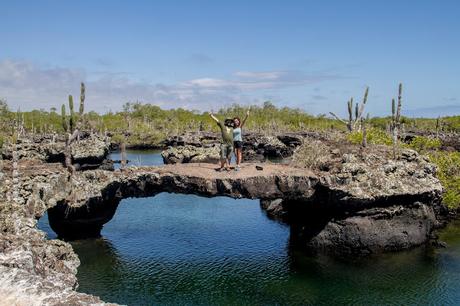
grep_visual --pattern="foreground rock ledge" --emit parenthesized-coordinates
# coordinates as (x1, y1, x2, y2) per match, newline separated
(0, 166, 114, 304)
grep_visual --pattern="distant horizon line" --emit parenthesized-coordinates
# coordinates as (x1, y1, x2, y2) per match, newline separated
(2, 99, 458, 120)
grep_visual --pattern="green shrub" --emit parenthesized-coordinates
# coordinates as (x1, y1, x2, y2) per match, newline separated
(110, 133, 125, 144)
(406, 136, 441, 153)
(428, 151, 460, 209)
(347, 128, 392, 146)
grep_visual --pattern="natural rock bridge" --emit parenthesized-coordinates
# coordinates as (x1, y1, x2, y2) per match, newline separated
(48, 163, 318, 238)
(43, 152, 444, 255)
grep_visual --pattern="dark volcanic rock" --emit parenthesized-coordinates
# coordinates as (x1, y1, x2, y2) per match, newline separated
(243, 134, 294, 158)
(404, 131, 460, 152)
(162, 132, 219, 147)
(306, 202, 437, 255)
(260, 199, 287, 221)
(2, 134, 110, 170)
(162, 131, 305, 161)
(161, 145, 220, 164)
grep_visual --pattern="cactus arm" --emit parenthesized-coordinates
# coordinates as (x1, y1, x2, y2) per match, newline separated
(68, 95, 75, 131)
(391, 98, 396, 123)
(347, 98, 353, 123)
(356, 87, 369, 122)
(79, 82, 85, 115)
(396, 83, 402, 124)
(61, 104, 68, 132)
(329, 112, 348, 125)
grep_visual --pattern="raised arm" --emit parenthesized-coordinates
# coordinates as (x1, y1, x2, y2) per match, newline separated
(240, 109, 250, 128)
(209, 112, 220, 124)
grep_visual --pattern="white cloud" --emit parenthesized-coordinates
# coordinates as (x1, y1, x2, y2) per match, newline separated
(234, 71, 281, 80)
(183, 78, 231, 89)
(0, 59, 340, 112)
(183, 70, 339, 91)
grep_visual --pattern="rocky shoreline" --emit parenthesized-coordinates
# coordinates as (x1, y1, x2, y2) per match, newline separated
(0, 161, 111, 305)
(0, 132, 454, 304)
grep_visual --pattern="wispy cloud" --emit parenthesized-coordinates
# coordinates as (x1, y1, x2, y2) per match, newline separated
(234, 71, 281, 79)
(0, 59, 340, 112)
(182, 70, 339, 91)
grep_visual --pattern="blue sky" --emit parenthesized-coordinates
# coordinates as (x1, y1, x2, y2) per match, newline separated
(1, 0, 459, 117)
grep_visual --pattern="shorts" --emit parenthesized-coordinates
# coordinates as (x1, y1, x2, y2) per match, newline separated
(234, 141, 243, 149)
(220, 143, 234, 160)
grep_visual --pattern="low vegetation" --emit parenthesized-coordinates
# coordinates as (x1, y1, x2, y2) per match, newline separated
(427, 151, 460, 209)
(402, 136, 459, 210)
(347, 128, 393, 146)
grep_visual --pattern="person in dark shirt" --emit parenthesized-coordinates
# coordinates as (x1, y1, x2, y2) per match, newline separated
(209, 113, 234, 171)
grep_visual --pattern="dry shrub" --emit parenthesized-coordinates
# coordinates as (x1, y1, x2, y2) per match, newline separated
(323, 130, 347, 143)
(292, 138, 331, 171)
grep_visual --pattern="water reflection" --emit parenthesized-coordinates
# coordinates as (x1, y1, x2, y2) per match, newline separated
(73, 194, 293, 305)
(37, 195, 460, 305)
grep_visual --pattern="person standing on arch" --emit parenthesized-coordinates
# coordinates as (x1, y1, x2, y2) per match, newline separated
(232, 109, 250, 171)
(209, 112, 234, 171)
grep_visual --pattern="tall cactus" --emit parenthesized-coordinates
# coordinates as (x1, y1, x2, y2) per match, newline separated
(361, 113, 370, 148)
(60, 83, 87, 175)
(68, 95, 75, 132)
(347, 98, 353, 130)
(79, 82, 85, 115)
(61, 104, 68, 132)
(391, 83, 403, 159)
(330, 87, 369, 132)
(435, 116, 441, 138)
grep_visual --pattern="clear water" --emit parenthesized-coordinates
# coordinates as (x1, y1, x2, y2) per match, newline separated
(37, 150, 460, 305)
(109, 149, 164, 169)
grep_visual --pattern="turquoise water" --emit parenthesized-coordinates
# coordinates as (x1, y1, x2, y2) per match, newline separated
(37, 150, 460, 305)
